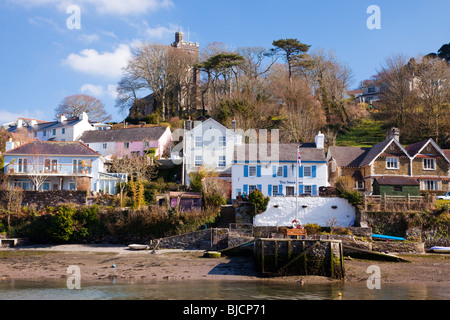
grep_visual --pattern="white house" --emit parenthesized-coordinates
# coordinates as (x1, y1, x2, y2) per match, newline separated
(79, 126, 172, 159)
(3, 140, 123, 194)
(174, 118, 243, 185)
(231, 132, 328, 200)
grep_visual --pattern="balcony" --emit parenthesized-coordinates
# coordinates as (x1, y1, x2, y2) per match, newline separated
(5, 163, 93, 177)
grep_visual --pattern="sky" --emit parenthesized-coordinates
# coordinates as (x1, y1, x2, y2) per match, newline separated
(0, 0, 449, 124)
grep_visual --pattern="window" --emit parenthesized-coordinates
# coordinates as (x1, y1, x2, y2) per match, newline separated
(249, 185, 257, 194)
(103, 143, 107, 149)
(249, 166, 257, 177)
(304, 185, 312, 195)
(355, 180, 364, 190)
(219, 136, 226, 147)
(62, 128, 66, 134)
(69, 180, 77, 191)
(277, 166, 283, 177)
(43, 131, 46, 137)
(272, 185, 279, 195)
(124, 142, 130, 149)
(195, 155, 203, 167)
(42, 181, 50, 191)
(52, 129, 56, 136)
(386, 157, 398, 169)
(18, 158, 28, 173)
(423, 158, 435, 170)
(304, 166, 312, 177)
(144, 141, 149, 148)
(73, 159, 83, 173)
(195, 136, 203, 147)
(423, 180, 438, 190)
(218, 155, 226, 167)
(394, 186, 403, 192)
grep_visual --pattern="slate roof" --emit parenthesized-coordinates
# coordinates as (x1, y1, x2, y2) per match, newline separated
(4, 140, 101, 157)
(404, 139, 430, 157)
(79, 126, 169, 143)
(374, 176, 419, 186)
(234, 143, 326, 163)
(327, 146, 370, 167)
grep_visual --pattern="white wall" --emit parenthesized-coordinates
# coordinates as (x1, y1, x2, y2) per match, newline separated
(253, 196, 356, 227)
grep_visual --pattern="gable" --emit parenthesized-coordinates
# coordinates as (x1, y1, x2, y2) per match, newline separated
(407, 139, 450, 163)
(359, 139, 410, 167)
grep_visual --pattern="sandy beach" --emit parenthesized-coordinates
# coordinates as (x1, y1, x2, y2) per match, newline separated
(0, 244, 449, 286)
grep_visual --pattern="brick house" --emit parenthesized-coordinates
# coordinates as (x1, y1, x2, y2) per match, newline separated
(327, 128, 450, 194)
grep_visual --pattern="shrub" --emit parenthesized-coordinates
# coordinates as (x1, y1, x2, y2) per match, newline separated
(248, 189, 270, 216)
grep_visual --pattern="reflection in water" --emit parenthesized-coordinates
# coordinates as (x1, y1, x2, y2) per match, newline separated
(0, 279, 448, 300)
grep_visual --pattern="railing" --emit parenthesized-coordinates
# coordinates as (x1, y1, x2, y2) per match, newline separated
(363, 194, 433, 211)
(5, 163, 92, 176)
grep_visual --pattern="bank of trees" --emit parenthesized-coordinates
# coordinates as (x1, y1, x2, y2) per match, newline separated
(375, 53, 450, 145)
(116, 37, 360, 144)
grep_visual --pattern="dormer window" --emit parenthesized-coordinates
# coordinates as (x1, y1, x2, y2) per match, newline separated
(386, 157, 398, 169)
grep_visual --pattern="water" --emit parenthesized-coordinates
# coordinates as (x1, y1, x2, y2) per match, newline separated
(0, 279, 448, 300)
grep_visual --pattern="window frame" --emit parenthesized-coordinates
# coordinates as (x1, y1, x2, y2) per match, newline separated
(386, 157, 399, 169)
(423, 158, 435, 170)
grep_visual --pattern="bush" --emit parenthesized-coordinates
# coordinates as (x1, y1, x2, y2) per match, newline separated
(248, 189, 270, 216)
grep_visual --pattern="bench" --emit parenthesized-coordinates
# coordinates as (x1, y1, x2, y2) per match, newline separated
(286, 228, 307, 239)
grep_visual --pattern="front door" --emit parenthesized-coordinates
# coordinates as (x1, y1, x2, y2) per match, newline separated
(286, 186, 294, 196)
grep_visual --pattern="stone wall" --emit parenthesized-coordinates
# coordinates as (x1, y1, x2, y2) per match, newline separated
(150, 228, 229, 251)
(0, 190, 88, 210)
(254, 238, 344, 279)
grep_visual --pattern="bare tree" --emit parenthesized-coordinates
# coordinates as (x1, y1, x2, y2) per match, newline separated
(56, 94, 111, 122)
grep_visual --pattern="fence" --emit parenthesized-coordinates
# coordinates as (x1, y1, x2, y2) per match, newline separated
(363, 194, 434, 211)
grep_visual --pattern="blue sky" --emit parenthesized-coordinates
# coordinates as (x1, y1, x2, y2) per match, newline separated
(0, 0, 449, 123)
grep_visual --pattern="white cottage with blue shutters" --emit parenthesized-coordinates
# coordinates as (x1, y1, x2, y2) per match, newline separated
(231, 132, 328, 200)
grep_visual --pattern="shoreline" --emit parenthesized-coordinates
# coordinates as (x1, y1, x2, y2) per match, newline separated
(0, 244, 449, 287)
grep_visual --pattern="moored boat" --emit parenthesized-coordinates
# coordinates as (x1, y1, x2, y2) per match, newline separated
(128, 244, 149, 250)
(429, 246, 450, 253)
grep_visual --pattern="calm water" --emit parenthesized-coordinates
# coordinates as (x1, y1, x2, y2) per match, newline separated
(0, 279, 448, 300)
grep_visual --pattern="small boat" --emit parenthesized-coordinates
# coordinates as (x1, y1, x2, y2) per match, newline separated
(371, 234, 405, 241)
(430, 246, 450, 253)
(128, 244, 148, 250)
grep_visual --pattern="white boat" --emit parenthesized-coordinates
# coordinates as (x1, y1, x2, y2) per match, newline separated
(128, 244, 149, 250)
(430, 246, 450, 253)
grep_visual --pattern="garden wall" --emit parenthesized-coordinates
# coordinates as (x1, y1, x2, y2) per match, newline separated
(0, 190, 88, 210)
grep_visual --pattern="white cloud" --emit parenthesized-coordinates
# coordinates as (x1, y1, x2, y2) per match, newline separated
(10, 0, 174, 15)
(78, 33, 100, 44)
(79, 84, 119, 99)
(0, 109, 46, 125)
(63, 44, 131, 79)
(80, 83, 104, 96)
(145, 23, 179, 41)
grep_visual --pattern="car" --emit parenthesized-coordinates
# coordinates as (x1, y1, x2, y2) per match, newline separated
(436, 191, 450, 200)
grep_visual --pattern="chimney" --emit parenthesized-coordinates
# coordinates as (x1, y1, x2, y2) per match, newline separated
(80, 112, 88, 121)
(315, 131, 325, 149)
(17, 118, 23, 128)
(231, 117, 236, 132)
(386, 127, 400, 141)
(186, 116, 192, 131)
(58, 114, 67, 123)
(5, 138, 15, 152)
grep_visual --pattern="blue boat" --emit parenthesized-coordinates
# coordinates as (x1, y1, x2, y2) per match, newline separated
(371, 234, 405, 241)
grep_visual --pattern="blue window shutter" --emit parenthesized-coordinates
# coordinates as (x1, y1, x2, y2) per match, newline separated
(312, 185, 318, 196)
(283, 165, 288, 178)
(244, 165, 249, 177)
(268, 185, 272, 196)
(299, 166, 303, 178)
(272, 166, 276, 177)
(299, 184, 304, 195)
(257, 184, 262, 192)
(243, 185, 248, 195)
(279, 185, 283, 195)
(257, 165, 261, 177)
(312, 165, 317, 178)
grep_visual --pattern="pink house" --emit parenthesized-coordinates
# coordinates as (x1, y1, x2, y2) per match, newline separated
(79, 126, 172, 159)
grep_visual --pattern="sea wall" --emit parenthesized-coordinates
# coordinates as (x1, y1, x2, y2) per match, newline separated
(0, 190, 87, 210)
(150, 228, 229, 251)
